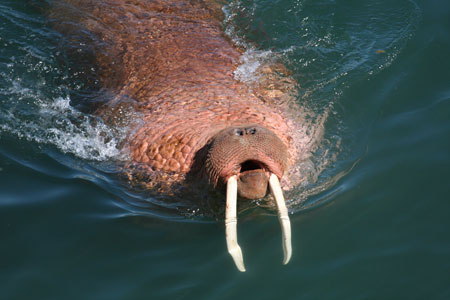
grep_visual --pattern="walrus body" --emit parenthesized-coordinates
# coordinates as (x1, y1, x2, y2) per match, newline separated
(51, 0, 309, 271)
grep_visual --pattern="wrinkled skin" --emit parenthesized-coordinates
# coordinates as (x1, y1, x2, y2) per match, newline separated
(50, 0, 304, 199)
(49, 0, 310, 272)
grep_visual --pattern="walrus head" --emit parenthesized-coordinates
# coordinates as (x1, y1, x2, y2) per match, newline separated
(205, 125, 287, 199)
(204, 125, 292, 271)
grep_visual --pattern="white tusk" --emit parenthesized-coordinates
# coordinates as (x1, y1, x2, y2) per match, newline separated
(269, 173, 292, 265)
(225, 175, 246, 272)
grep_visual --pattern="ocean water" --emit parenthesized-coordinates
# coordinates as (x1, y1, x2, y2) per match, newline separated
(1, 0, 449, 299)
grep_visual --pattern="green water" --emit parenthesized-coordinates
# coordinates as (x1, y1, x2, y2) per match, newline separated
(1, 0, 450, 299)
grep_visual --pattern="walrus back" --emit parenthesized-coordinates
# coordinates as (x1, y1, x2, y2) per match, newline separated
(49, 0, 301, 183)
(51, 0, 242, 105)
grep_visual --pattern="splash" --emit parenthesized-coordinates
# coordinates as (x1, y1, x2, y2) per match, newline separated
(0, 14, 126, 162)
(233, 49, 275, 84)
(0, 87, 125, 162)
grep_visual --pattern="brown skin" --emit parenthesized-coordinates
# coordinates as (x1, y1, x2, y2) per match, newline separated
(205, 125, 288, 198)
(51, 0, 303, 199)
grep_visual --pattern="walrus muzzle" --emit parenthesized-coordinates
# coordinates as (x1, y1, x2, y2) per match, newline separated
(205, 125, 292, 271)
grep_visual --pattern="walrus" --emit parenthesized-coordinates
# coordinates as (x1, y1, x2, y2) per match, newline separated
(50, 0, 314, 271)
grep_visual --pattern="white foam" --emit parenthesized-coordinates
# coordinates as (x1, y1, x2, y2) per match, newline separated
(1, 78, 126, 162)
(233, 49, 274, 84)
(42, 97, 124, 161)
(222, 2, 275, 84)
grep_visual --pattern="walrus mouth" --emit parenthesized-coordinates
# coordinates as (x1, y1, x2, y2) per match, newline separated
(225, 173, 292, 272)
(236, 160, 270, 200)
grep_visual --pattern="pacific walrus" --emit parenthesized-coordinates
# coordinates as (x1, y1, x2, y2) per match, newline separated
(50, 0, 313, 271)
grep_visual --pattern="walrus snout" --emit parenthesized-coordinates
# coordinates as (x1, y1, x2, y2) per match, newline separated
(213, 126, 291, 271)
(205, 125, 288, 199)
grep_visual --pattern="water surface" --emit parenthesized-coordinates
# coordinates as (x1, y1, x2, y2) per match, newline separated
(1, 0, 449, 299)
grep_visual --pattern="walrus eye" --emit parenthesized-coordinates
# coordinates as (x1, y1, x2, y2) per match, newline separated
(248, 128, 256, 135)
